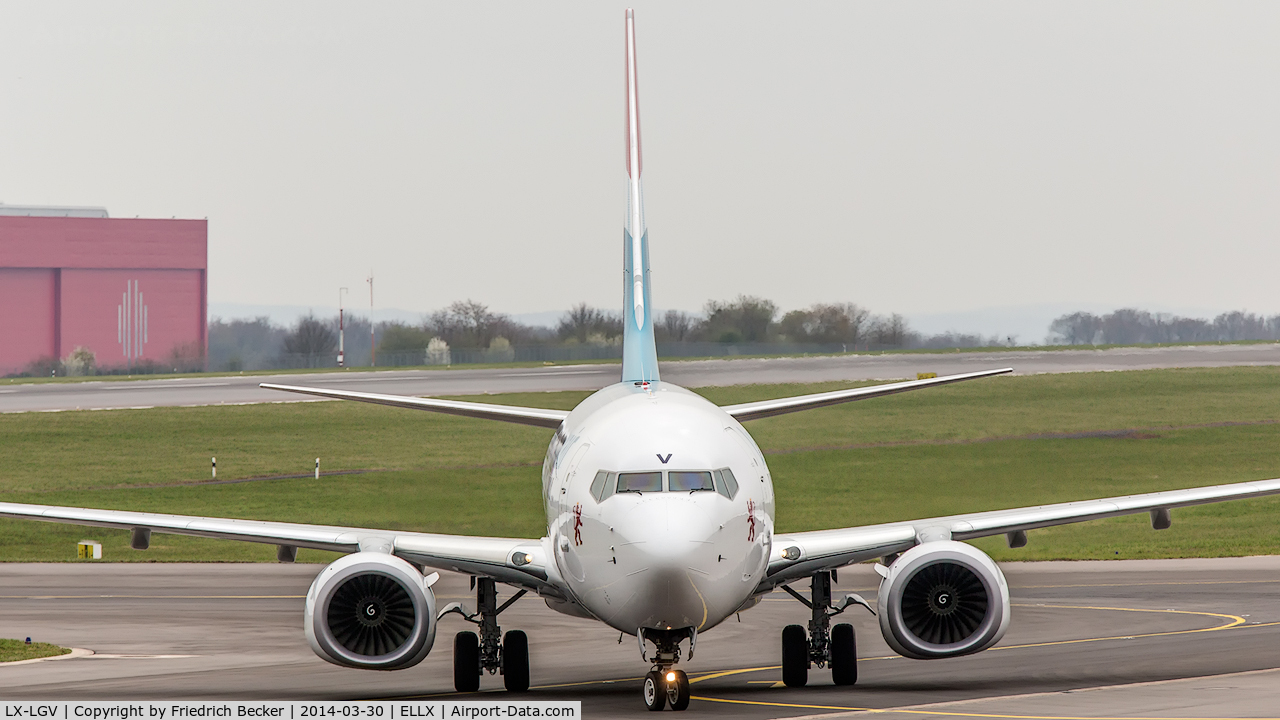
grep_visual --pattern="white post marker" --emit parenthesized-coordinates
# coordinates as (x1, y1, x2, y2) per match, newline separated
(315, 458, 320, 480)
(212, 457, 216, 479)
(338, 287, 348, 367)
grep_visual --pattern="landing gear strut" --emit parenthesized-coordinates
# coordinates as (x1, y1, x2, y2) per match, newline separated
(443, 577, 529, 693)
(638, 628, 693, 711)
(780, 570, 873, 687)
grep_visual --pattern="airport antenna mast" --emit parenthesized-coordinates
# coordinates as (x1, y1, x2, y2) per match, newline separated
(337, 287, 348, 367)
(367, 272, 375, 367)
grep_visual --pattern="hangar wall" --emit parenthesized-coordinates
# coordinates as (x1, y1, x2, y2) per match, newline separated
(0, 215, 207, 375)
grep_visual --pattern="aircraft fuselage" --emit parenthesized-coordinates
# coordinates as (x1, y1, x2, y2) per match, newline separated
(542, 381, 776, 635)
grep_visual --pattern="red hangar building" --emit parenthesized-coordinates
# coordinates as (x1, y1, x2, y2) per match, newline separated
(0, 205, 207, 376)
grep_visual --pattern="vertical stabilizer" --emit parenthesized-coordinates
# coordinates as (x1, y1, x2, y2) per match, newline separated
(622, 8, 660, 383)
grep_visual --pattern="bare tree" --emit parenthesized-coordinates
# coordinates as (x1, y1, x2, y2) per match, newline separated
(658, 310, 695, 342)
(558, 303, 622, 343)
(702, 295, 777, 343)
(1214, 311, 1270, 341)
(779, 303, 869, 345)
(1102, 308, 1154, 345)
(867, 313, 910, 348)
(426, 300, 519, 348)
(1047, 308, 1280, 345)
(283, 314, 337, 355)
(1048, 312, 1103, 345)
(379, 322, 433, 353)
(209, 316, 288, 371)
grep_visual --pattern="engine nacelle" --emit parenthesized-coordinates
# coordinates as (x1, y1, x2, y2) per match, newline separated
(305, 552, 437, 670)
(877, 541, 1010, 660)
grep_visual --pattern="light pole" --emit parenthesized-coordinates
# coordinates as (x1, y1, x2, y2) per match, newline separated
(337, 287, 348, 367)
(367, 272, 375, 367)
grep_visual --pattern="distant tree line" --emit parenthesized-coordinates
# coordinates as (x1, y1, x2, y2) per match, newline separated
(204, 296, 1017, 372)
(49, 300, 1280, 377)
(1048, 309, 1280, 345)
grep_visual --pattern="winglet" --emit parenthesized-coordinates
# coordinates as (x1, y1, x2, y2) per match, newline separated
(622, 8, 660, 383)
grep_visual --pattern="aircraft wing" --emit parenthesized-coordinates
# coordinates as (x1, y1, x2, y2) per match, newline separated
(259, 383, 569, 429)
(0, 501, 555, 593)
(760, 476, 1280, 590)
(722, 368, 1013, 421)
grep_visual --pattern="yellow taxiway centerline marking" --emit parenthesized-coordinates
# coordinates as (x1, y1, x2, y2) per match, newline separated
(688, 694, 1280, 720)
(688, 603, 1273, 718)
(396, 606, 1276, 704)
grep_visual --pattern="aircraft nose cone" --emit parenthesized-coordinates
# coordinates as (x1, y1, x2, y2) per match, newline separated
(627, 495, 717, 561)
(613, 495, 721, 631)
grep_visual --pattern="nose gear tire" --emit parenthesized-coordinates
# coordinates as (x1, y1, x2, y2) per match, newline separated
(667, 669, 690, 711)
(643, 670, 666, 711)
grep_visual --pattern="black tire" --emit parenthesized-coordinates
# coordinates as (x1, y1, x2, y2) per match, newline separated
(642, 670, 666, 711)
(502, 630, 530, 693)
(453, 632, 480, 693)
(781, 624, 808, 688)
(830, 623, 857, 686)
(668, 669, 690, 711)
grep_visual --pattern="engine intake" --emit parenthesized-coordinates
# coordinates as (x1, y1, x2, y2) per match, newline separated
(877, 540, 1009, 659)
(305, 552, 437, 670)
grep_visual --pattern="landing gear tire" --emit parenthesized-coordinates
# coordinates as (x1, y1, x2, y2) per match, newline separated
(781, 624, 808, 688)
(830, 623, 857, 686)
(643, 670, 666, 711)
(454, 631, 481, 693)
(667, 669, 690, 711)
(502, 630, 530, 693)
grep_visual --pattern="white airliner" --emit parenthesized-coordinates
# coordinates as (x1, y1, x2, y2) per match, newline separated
(4, 9, 1280, 712)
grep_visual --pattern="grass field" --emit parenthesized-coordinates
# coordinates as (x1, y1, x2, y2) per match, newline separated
(1, 366, 1278, 562)
(0, 638, 70, 662)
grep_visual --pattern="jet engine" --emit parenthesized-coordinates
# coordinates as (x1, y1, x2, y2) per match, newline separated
(876, 540, 1010, 660)
(305, 552, 437, 670)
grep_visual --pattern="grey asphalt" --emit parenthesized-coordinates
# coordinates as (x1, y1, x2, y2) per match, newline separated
(4, 344, 1279, 414)
(1, 557, 1277, 718)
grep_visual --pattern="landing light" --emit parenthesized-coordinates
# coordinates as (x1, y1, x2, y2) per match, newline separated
(665, 671, 675, 682)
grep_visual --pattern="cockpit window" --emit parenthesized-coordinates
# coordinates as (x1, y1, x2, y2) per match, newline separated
(617, 471, 663, 493)
(669, 471, 714, 492)
(592, 469, 739, 501)
(714, 468, 739, 500)
(590, 471, 615, 502)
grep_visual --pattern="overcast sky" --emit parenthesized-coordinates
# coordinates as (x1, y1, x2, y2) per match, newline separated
(2, 2, 1277, 331)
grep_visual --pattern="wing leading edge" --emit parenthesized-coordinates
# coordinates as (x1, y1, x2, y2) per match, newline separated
(761, 476, 1280, 590)
(0, 501, 554, 593)
(259, 383, 568, 429)
(723, 367, 1013, 421)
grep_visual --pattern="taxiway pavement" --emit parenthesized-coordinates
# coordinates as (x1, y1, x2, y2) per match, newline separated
(3, 344, 1279, 414)
(1, 557, 1277, 718)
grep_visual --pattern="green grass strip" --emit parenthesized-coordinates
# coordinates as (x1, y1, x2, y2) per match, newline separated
(0, 638, 71, 663)
(0, 366, 1277, 562)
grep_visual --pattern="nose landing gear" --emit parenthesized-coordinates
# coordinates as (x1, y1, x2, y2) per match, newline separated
(780, 570, 874, 688)
(638, 628, 693, 711)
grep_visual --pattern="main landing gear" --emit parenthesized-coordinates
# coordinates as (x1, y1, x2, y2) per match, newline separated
(780, 570, 873, 688)
(638, 628, 693, 711)
(442, 577, 530, 693)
